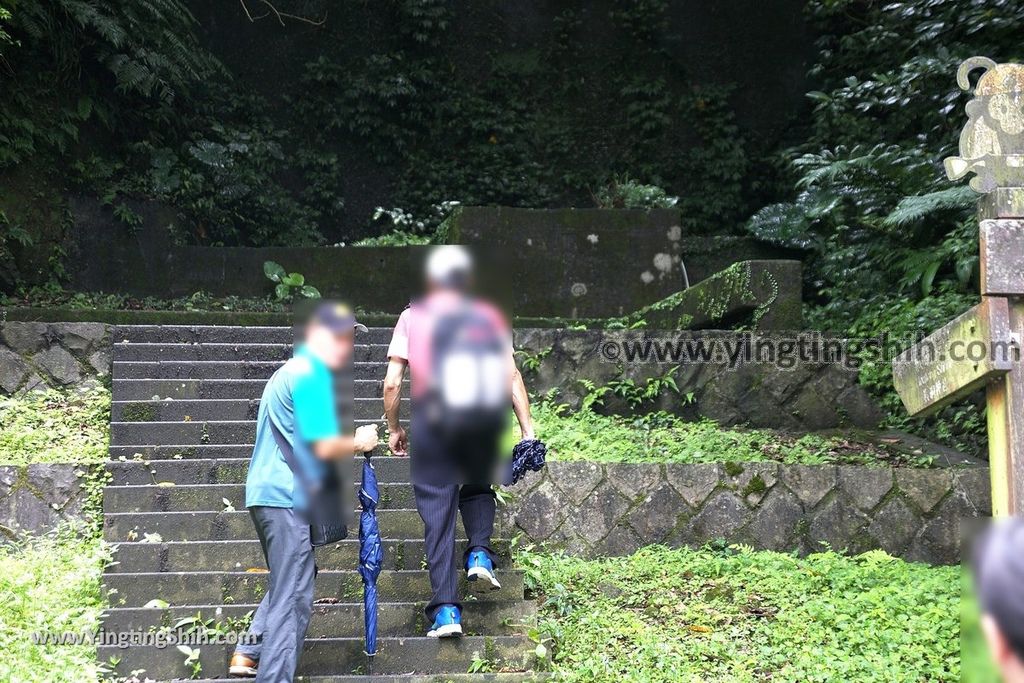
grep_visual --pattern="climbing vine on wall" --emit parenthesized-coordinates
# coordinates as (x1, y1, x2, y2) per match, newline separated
(0, 0, 766, 285)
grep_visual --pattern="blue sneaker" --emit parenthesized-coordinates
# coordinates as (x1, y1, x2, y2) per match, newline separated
(427, 604, 463, 638)
(465, 549, 501, 591)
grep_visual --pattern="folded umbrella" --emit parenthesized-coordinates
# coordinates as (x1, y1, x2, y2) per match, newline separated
(504, 438, 547, 486)
(358, 452, 382, 663)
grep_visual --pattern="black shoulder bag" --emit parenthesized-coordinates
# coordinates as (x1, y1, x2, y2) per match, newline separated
(270, 422, 348, 546)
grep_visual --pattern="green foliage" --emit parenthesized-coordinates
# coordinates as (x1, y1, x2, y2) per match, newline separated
(741, 0, 1024, 451)
(0, 387, 110, 465)
(0, 0, 219, 167)
(351, 231, 432, 247)
(747, 0, 1024, 327)
(595, 176, 678, 210)
(520, 544, 959, 682)
(1, 285, 290, 313)
(961, 571, 1000, 683)
(0, 3, 13, 58)
(262, 261, 320, 302)
(605, 366, 680, 409)
(146, 117, 327, 246)
(531, 400, 938, 467)
(1, 1, 767, 278)
(0, 532, 111, 682)
(841, 284, 985, 454)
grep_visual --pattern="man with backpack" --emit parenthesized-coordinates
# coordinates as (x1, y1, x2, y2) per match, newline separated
(383, 246, 535, 638)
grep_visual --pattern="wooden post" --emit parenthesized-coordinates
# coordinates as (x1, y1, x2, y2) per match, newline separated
(893, 58, 1024, 516)
(979, 191, 1024, 515)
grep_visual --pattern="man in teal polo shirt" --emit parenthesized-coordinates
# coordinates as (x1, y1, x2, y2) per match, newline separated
(230, 303, 379, 681)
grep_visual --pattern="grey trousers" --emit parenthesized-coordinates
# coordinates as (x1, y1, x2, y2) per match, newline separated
(235, 506, 315, 683)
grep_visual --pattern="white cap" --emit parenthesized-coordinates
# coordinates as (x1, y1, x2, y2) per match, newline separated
(426, 245, 473, 285)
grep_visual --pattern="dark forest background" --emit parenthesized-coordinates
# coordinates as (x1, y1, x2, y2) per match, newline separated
(2, 0, 1024, 451)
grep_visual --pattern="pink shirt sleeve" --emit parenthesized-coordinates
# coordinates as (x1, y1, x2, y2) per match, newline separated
(387, 309, 411, 360)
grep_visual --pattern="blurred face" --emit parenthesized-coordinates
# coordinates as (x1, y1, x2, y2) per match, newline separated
(306, 324, 354, 370)
(983, 614, 1024, 683)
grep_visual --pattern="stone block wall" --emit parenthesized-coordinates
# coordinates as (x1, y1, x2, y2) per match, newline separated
(0, 322, 112, 394)
(501, 461, 991, 564)
(0, 464, 96, 539)
(514, 329, 884, 430)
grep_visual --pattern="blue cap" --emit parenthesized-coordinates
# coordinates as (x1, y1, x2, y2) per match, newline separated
(311, 302, 367, 334)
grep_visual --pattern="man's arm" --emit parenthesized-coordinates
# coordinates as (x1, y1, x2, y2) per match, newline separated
(384, 358, 408, 455)
(511, 364, 534, 440)
(312, 426, 378, 461)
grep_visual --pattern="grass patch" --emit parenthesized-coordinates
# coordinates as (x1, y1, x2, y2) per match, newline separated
(533, 402, 940, 467)
(0, 387, 110, 465)
(0, 531, 110, 682)
(520, 544, 958, 682)
(961, 570, 1000, 683)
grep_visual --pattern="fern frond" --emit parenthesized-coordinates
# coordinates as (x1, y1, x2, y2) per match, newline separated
(882, 186, 976, 228)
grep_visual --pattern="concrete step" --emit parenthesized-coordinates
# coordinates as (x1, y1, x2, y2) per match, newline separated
(114, 325, 395, 345)
(103, 458, 407, 485)
(113, 341, 388, 362)
(102, 601, 533, 638)
(102, 570, 525, 607)
(102, 509, 487, 543)
(112, 378, 399, 400)
(114, 360, 284, 380)
(107, 539, 514, 573)
(111, 398, 401, 422)
(168, 674, 544, 683)
(110, 419, 398, 447)
(99, 635, 536, 679)
(114, 342, 295, 362)
(188, 676, 544, 683)
(104, 483, 419, 513)
(113, 361, 389, 381)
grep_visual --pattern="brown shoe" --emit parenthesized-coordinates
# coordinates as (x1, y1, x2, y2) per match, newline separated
(228, 653, 258, 678)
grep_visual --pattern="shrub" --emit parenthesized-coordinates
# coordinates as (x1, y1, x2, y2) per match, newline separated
(0, 532, 111, 682)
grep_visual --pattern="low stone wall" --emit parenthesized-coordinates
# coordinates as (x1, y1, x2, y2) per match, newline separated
(1, 321, 879, 432)
(501, 461, 991, 564)
(0, 464, 96, 539)
(514, 329, 883, 429)
(64, 203, 799, 318)
(0, 322, 112, 394)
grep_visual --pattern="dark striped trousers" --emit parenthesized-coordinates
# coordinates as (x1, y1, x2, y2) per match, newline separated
(409, 411, 498, 620)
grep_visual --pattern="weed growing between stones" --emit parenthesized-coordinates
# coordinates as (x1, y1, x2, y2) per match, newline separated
(0, 387, 110, 465)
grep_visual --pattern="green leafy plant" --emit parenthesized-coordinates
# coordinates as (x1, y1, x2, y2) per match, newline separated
(176, 644, 202, 678)
(595, 175, 678, 210)
(263, 261, 321, 302)
(606, 366, 680, 409)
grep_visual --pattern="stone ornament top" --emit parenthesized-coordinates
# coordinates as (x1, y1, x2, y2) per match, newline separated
(945, 57, 1024, 193)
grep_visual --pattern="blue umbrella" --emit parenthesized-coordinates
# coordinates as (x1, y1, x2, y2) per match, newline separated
(358, 452, 382, 662)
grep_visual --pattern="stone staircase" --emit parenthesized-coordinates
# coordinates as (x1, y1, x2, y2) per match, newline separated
(101, 325, 541, 682)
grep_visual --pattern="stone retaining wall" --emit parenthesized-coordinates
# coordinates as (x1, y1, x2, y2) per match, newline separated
(0, 464, 96, 539)
(0, 322, 112, 394)
(0, 321, 881, 433)
(500, 461, 991, 564)
(514, 329, 883, 430)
